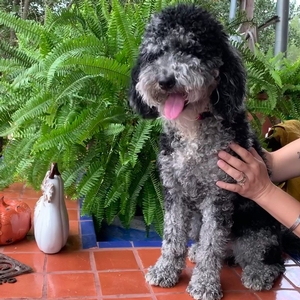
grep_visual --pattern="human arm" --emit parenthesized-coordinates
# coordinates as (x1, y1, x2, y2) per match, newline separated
(216, 143, 300, 238)
(264, 138, 300, 183)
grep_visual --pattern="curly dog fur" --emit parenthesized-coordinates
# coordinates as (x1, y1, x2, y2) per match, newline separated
(129, 4, 288, 300)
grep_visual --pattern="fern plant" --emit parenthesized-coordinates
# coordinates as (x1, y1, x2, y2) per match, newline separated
(1, 0, 299, 237)
(0, 0, 173, 235)
(236, 44, 300, 135)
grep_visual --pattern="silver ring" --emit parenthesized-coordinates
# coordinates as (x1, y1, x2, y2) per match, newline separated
(236, 172, 247, 186)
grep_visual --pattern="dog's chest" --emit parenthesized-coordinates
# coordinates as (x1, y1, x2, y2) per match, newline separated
(159, 121, 233, 192)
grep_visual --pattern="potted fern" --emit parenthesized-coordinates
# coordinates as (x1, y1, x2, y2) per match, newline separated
(0, 0, 168, 236)
(1, 0, 299, 239)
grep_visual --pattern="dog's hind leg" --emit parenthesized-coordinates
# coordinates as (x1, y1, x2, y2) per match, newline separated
(187, 200, 233, 300)
(188, 212, 202, 263)
(233, 229, 285, 291)
(145, 192, 191, 288)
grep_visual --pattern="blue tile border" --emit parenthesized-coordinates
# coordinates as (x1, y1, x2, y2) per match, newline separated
(81, 234, 97, 249)
(80, 220, 95, 235)
(97, 241, 133, 248)
(77, 198, 300, 264)
(78, 198, 163, 249)
(133, 240, 162, 247)
(79, 198, 98, 249)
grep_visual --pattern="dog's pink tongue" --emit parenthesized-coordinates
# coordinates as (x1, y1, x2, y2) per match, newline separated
(164, 94, 185, 120)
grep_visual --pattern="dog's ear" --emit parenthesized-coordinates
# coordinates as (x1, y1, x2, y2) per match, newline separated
(129, 59, 159, 119)
(211, 43, 246, 120)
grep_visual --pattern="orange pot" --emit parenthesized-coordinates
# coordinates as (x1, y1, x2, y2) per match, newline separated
(0, 196, 31, 245)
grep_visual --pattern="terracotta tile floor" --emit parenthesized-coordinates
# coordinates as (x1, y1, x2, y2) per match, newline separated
(1, 183, 300, 300)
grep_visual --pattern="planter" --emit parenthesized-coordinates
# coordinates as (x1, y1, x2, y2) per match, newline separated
(0, 196, 31, 245)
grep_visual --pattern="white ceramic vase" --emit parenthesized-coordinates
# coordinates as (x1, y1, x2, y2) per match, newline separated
(34, 163, 69, 254)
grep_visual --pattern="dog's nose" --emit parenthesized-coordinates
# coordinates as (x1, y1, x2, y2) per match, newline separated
(158, 75, 176, 90)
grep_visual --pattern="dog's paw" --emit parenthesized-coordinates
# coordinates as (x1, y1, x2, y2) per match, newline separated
(188, 243, 198, 263)
(187, 281, 223, 300)
(241, 264, 283, 291)
(145, 265, 180, 288)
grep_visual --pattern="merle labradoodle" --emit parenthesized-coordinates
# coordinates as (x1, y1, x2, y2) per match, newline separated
(129, 4, 296, 300)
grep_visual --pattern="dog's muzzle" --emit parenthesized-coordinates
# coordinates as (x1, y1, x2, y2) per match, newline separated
(158, 74, 176, 90)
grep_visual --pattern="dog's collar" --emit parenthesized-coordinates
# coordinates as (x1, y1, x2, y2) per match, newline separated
(197, 111, 213, 120)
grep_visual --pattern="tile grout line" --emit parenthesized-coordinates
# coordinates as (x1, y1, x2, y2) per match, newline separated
(282, 272, 300, 290)
(254, 292, 263, 300)
(132, 245, 158, 299)
(89, 250, 103, 299)
(101, 293, 161, 299)
(77, 198, 84, 248)
(42, 253, 48, 299)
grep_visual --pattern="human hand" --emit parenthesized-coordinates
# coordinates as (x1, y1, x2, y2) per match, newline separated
(216, 143, 276, 204)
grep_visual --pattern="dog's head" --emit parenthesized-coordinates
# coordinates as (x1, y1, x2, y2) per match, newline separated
(129, 4, 246, 122)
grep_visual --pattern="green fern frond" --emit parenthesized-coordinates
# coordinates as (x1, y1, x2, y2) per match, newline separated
(128, 120, 153, 166)
(104, 123, 126, 136)
(81, 185, 105, 224)
(0, 39, 37, 67)
(11, 62, 43, 88)
(11, 91, 53, 126)
(47, 9, 86, 32)
(153, 196, 164, 237)
(104, 182, 124, 208)
(150, 170, 164, 210)
(80, 0, 109, 40)
(142, 180, 157, 225)
(61, 55, 130, 85)
(45, 36, 105, 88)
(62, 161, 90, 190)
(141, 0, 157, 22)
(111, 0, 137, 62)
(129, 158, 154, 207)
(77, 162, 105, 198)
(52, 74, 100, 104)
(105, 198, 120, 224)
(0, 58, 26, 76)
(0, 10, 43, 42)
(33, 108, 91, 150)
(94, 196, 105, 225)
(0, 160, 15, 190)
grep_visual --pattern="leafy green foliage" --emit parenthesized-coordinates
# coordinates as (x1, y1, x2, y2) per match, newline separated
(0, 0, 167, 235)
(1, 0, 300, 237)
(236, 44, 300, 135)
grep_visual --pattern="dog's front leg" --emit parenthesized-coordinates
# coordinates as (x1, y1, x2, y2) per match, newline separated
(187, 203, 232, 300)
(145, 192, 191, 287)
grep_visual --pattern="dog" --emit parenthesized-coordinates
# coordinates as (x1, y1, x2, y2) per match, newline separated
(129, 4, 290, 300)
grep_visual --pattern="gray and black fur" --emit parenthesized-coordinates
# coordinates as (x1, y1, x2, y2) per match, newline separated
(129, 4, 297, 300)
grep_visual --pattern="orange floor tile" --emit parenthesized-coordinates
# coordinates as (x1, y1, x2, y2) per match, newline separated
(0, 183, 300, 300)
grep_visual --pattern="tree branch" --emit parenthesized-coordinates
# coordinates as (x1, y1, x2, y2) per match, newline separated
(22, 0, 31, 20)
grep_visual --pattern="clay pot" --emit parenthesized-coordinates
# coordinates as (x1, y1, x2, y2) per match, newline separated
(0, 196, 31, 245)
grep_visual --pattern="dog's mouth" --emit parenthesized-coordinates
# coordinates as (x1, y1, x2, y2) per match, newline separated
(162, 72, 219, 120)
(163, 93, 188, 120)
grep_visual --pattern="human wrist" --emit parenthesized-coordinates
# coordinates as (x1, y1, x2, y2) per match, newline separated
(263, 150, 275, 179)
(252, 183, 278, 206)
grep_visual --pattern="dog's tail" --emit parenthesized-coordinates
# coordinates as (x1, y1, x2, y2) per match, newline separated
(281, 226, 300, 258)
